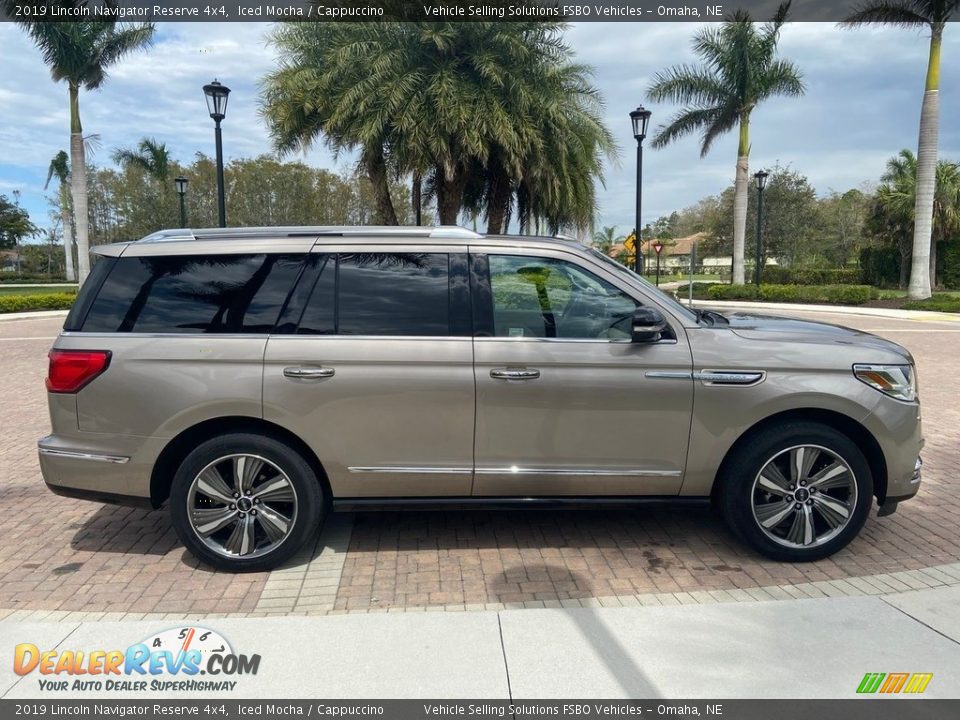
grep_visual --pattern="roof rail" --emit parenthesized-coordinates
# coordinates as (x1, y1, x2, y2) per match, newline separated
(139, 229, 197, 243)
(430, 226, 484, 239)
(134, 225, 485, 242)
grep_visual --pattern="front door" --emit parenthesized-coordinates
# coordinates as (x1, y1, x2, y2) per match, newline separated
(263, 249, 475, 497)
(470, 248, 694, 496)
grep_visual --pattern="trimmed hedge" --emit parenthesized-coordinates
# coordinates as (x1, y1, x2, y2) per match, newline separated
(760, 267, 863, 285)
(902, 294, 960, 313)
(0, 293, 76, 314)
(707, 284, 875, 305)
(0, 273, 69, 284)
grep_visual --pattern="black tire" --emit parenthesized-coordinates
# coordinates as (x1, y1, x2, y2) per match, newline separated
(717, 422, 873, 562)
(170, 433, 323, 572)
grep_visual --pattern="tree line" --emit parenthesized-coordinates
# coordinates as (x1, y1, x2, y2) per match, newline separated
(5, 0, 956, 301)
(622, 153, 960, 288)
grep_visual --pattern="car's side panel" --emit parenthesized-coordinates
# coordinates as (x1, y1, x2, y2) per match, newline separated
(66, 334, 267, 437)
(263, 336, 475, 497)
(469, 245, 695, 496)
(679, 328, 893, 496)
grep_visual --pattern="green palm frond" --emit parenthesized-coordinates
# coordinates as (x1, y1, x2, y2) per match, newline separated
(44, 150, 70, 190)
(841, 1, 932, 27)
(648, 1, 803, 157)
(260, 21, 613, 232)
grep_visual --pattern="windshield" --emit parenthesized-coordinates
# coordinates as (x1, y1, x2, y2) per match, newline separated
(586, 248, 699, 323)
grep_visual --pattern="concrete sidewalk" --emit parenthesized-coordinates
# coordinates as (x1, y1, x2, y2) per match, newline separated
(3, 585, 959, 700)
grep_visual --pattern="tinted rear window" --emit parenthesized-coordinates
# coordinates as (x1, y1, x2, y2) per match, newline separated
(296, 253, 451, 336)
(81, 254, 304, 333)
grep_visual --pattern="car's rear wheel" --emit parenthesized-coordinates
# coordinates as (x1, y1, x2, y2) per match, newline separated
(170, 433, 323, 572)
(718, 422, 873, 562)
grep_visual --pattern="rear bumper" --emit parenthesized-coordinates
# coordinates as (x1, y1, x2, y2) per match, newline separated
(44, 479, 153, 509)
(38, 434, 158, 507)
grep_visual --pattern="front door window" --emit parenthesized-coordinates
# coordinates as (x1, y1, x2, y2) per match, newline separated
(488, 255, 638, 340)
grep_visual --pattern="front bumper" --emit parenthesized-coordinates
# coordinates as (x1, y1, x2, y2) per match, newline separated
(877, 456, 922, 516)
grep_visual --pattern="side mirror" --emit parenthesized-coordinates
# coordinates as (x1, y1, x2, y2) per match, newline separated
(632, 307, 667, 343)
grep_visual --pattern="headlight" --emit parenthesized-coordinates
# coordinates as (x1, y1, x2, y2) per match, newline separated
(853, 364, 916, 402)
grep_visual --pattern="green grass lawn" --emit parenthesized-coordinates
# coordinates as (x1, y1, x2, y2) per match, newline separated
(0, 285, 77, 296)
(874, 288, 960, 299)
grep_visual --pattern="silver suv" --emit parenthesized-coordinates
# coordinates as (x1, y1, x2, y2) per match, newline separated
(40, 226, 923, 571)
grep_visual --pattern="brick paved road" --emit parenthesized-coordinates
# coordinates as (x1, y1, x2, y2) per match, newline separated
(1, 311, 957, 617)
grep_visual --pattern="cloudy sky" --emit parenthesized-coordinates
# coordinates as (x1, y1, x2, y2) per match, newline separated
(1, 21, 957, 238)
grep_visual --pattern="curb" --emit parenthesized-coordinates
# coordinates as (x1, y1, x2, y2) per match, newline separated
(680, 298, 960, 323)
(0, 310, 69, 322)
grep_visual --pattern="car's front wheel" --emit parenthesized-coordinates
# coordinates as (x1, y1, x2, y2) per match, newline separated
(718, 422, 873, 562)
(170, 433, 323, 572)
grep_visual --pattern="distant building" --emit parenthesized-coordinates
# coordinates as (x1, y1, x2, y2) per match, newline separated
(606, 232, 776, 273)
(0, 250, 24, 273)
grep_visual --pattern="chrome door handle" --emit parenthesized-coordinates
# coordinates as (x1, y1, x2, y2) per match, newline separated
(283, 366, 335, 379)
(490, 368, 540, 380)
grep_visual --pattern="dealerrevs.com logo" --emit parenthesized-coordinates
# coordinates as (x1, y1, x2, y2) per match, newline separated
(14, 626, 260, 693)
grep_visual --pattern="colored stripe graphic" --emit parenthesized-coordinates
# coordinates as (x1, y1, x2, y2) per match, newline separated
(857, 673, 885, 694)
(856, 672, 932, 694)
(904, 673, 933, 694)
(880, 673, 910, 693)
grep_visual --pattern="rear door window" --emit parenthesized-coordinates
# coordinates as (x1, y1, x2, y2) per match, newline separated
(81, 254, 305, 333)
(296, 252, 465, 337)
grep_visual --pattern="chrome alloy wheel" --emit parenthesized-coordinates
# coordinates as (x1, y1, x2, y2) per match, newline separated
(186, 454, 298, 559)
(750, 444, 858, 549)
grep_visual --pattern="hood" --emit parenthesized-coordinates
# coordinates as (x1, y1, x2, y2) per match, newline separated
(721, 312, 913, 363)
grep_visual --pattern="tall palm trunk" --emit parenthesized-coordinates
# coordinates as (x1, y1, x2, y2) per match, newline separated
(731, 114, 750, 284)
(435, 164, 466, 225)
(412, 171, 422, 226)
(363, 146, 398, 225)
(908, 25, 941, 300)
(59, 182, 76, 282)
(69, 82, 91, 282)
(485, 164, 511, 235)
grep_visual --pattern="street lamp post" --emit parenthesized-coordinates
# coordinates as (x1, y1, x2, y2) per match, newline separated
(174, 175, 188, 228)
(753, 170, 769, 285)
(203, 79, 231, 228)
(629, 105, 652, 275)
(653, 240, 664, 286)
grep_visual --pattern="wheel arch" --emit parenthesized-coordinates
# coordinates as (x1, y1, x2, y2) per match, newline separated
(711, 408, 888, 504)
(150, 416, 331, 509)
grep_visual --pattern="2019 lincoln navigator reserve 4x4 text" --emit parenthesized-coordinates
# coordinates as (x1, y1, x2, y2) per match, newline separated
(39, 226, 923, 571)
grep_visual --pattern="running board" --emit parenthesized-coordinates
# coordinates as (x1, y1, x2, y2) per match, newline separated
(331, 496, 711, 512)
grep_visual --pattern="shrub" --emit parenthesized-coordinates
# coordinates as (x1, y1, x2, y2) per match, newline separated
(672, 282, 718, 299)
(902, 294, 960, 313)
(707, 284, 875, 305)
(939, 241, 960, 291)
(0, 293, 76, 314)
(760, 267, 863, 285)
(859, 246, 901, 288)
(0, 273, 68, 284)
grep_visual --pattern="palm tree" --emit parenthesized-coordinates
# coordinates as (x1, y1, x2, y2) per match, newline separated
(112, 137, 171, 184)
(843, 1, 959, 299)
(43, 151, 76, 282)
(592, 226, 624, 254)
(648, 1, 804, 284)
(8, 9, 154, 281)
(261, 22, 613, 230)
(879, 149, 960, 286)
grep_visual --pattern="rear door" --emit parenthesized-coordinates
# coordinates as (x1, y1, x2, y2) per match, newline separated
(469, 247, 694, 496)
(262, 247, 475, 497)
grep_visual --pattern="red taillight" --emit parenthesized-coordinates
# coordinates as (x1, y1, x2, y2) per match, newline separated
(46, 350, 112, 393)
